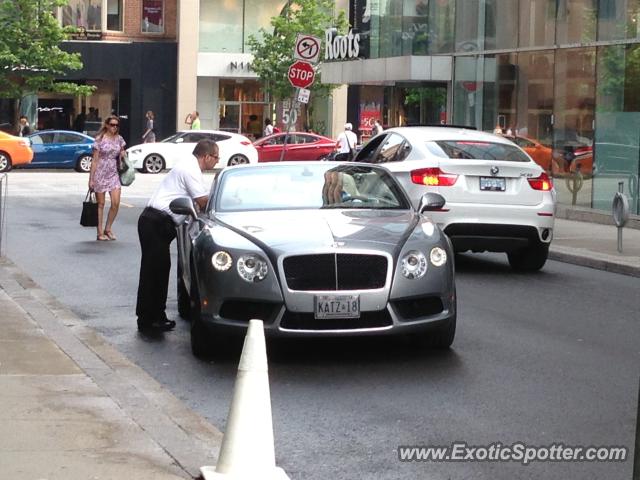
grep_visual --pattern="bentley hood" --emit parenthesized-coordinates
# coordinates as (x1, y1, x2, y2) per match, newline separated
(215, 209, 421, 255)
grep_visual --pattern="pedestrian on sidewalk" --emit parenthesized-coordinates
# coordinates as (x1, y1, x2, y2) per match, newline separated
(185, 111, 201, 130)
(142, 110, 156, 143)
(135, 139, 219, 332)
(89, 115, 126, 241)
(336, 123, 358, 160)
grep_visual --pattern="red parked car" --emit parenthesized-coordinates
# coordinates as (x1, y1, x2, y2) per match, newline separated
(254, 132, 336, 162)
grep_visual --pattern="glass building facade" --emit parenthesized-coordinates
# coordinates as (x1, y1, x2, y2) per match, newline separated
(341, 0, 640, 214)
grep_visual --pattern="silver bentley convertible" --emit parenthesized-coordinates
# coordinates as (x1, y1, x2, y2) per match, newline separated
(170, 162, 456, 357)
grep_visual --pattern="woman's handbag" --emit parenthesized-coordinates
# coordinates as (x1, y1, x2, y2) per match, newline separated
(118, 152, 135, 186)
(80, 190, 98, 227)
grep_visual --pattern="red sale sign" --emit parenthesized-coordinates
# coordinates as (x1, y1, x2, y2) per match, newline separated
(359, 109, 382, 131)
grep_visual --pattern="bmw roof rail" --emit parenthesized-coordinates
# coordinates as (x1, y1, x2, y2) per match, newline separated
(404, 123, 477, 130)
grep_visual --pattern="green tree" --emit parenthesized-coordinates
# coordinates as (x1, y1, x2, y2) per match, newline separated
(246, 0, 348, 127)
(0, 0, 93, 110)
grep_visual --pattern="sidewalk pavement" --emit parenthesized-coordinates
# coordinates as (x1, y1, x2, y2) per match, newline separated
(0, 210, 639, 479)
(0, 258, 222, 479)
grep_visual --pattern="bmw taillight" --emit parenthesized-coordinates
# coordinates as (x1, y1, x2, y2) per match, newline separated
(411, 168, 458, 187)
(527, 172, 553, 191)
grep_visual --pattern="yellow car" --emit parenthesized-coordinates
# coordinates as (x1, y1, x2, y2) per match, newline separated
(0, 131, 33, 172)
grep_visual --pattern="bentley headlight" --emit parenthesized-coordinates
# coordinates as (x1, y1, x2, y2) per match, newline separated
(211, 251, 233, 271)
(401, 251, 427, 279)
(430, 247, 447, 267)
(237, 254, 268, 282)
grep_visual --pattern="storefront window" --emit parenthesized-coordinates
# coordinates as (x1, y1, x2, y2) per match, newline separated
(106, 0, 122, 31)
(200, 0, 286, 53)
(142, 0, 164, 33)
(482, 54, 517, 133)
(553, 48, 596, 207)
(60, 0, 102, 30)
(515, 51, 554, 148)
(556, 0, 597, 44)
(455, 0, 481, 52)
(484, 0, 518, 50)
(598, 0, 640, 40)
(426, 0, 455, 54)
(200, 0, 243, 52)
(401, 1, 429, 55)
(594, 44, 640, 213)
(453, 56, 481, 126)
(243, 0, 287, 50)
(379, 1, 403, 57)
(518, 0, 556, 48)
(218, 80, 272, 138)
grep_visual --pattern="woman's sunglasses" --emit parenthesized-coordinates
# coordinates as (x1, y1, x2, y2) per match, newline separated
(108, 123, 119, 127)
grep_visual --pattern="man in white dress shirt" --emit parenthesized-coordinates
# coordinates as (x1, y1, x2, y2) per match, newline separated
(135, 139, 219, 332)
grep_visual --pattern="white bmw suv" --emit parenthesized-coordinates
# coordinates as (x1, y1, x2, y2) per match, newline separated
(352, 126, 556, 271)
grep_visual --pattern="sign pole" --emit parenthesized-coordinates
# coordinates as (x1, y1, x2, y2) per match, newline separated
(279, 93, 298, 162)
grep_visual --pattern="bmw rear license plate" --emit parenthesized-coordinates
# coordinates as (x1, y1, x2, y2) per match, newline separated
(480, 177, 506, 191)
(315, 295, 360, 319)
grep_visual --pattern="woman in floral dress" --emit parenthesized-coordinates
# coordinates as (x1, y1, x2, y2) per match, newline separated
(89, 115, 126, 241)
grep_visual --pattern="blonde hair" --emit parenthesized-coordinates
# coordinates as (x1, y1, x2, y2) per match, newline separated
(146, 110, 155, 119)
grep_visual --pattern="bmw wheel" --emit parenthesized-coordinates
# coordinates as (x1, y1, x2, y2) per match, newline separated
(75, 154, 93, 173)
(507, 242, 549, 272)
(0, 152, 12, 172)
(227, 154, 249, 166)
(142, 153, 165, 173)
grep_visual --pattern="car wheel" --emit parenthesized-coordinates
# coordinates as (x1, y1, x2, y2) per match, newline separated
(0, 151, 12, 172)
(75, 154, 92, 173)
(227, 154, 249, 166)
(177, 264, 190, 320)
(507, 242, 549, 272)
(142, 154, 165, 174)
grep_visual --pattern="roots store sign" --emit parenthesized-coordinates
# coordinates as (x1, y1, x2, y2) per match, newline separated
(325, 28, 361, 61)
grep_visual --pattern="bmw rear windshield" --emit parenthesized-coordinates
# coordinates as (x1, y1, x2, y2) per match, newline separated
(426, 140, 530, 162)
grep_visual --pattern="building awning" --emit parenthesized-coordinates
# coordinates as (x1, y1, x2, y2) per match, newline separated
(320, 55, 453, 85)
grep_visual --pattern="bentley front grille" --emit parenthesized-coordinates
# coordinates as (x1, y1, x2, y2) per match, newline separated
(283, 253, 388, 291)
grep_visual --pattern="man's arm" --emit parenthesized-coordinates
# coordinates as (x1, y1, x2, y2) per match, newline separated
(194, 195, 208, 211)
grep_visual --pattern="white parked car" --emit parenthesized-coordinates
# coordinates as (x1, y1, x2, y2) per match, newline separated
(127, 130, 258, 173)
(352, 126, 556, 271)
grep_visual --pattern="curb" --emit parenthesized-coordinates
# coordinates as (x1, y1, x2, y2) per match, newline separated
(549, 245, 640, 278)
(555, 204, 640, 230)
(0, 256, 223, 478)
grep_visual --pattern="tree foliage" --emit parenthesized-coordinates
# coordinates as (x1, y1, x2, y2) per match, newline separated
(0, 0, 93, 99)
(246, 0, 348, 102)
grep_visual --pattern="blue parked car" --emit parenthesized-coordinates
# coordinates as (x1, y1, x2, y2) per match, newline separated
(24, 130, 94, 172)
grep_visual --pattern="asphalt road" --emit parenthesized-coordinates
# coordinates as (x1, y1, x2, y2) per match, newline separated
(3, 171, 639, 480)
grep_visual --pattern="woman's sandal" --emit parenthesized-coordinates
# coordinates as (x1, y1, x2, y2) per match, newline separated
(104, 230, 117, 241)
(97, 234, 109, 241)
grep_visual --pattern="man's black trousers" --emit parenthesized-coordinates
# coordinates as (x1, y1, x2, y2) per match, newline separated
(136, 207, 177, 323)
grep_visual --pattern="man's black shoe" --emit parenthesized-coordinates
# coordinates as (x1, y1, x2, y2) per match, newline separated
(137, 318, 176, 332)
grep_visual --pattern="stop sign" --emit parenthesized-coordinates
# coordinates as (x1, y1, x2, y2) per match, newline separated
(288, 60, 315, 89)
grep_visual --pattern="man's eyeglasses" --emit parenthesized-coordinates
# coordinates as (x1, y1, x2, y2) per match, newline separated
(108, 123, 119, 127)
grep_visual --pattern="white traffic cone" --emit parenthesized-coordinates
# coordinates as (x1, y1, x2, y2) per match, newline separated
(201, 319, 290, 480)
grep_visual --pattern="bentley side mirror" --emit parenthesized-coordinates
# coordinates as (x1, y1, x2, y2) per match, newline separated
(419, 192, 446, 213)
(169, 197, 197, 219)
